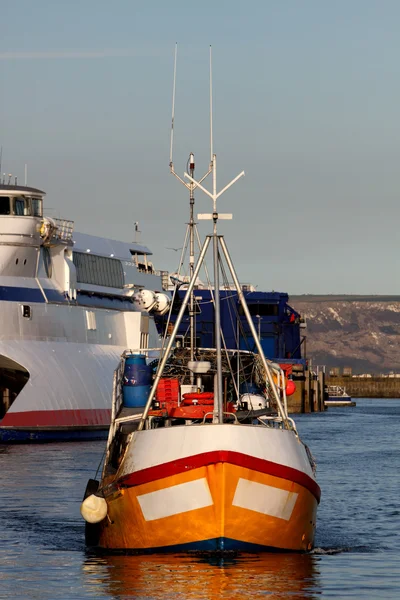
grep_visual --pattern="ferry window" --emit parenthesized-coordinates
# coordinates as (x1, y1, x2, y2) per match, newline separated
(43, 247, 52, 278)
(73, 252, 124, 288)
(238, 304, 279, 317)
(31, 198, 42, 217)
(0, 197, 10, 215)
(21, 305, 32, 319)
(14, 197, 31, 216)
(85, 310, 96, 331)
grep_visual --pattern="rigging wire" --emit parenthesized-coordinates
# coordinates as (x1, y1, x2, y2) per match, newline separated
(159, 225, 190, 356)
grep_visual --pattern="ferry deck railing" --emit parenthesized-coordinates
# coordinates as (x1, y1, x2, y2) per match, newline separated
(51, 218, 74, 243)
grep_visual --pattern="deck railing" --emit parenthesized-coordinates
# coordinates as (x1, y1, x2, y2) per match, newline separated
(51, 218, 74, 243)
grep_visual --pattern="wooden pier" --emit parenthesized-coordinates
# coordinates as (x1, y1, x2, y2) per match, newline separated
(287, 365, 326, 414)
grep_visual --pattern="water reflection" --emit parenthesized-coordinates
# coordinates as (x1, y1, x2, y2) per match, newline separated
(82, 552, 321, 599)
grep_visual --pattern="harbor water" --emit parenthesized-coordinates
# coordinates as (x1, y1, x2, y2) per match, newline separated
(0, 398, 399, 599)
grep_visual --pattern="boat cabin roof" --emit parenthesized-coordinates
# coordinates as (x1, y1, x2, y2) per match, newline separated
(0, 184, 45, 196)
(73, 232, 152, 260)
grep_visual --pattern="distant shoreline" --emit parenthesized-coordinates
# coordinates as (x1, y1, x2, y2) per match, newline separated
(290, 294, 400, 303)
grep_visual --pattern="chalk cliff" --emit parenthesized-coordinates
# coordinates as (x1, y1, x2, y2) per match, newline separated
(289, 295, 400, 374)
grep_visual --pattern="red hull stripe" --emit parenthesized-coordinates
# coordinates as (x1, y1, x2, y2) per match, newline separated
(118, 450, 321, 503)
(0, 408, 111, 428)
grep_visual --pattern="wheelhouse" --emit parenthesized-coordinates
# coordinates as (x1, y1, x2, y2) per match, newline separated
(0, 184, 44, 217)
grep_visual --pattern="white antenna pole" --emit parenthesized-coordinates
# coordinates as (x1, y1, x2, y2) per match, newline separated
(169, 44, 211, 189)
(209, 45, 213, 162)
(169, 42, 178, 168)
(167, 44, 212, 381)
(24, 163, 28, 186)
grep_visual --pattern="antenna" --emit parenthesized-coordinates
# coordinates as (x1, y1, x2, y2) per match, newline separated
(169, 42, 178, 168)
(168, 44, 212, 376)
(133, 221, 141, 243)
(0, 147, 2, 179)
(25, 164, 28, 186)
(182, 47, 245, 423)
(209, 45, 213, 162)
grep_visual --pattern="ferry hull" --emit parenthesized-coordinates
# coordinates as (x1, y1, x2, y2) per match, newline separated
(0, 426, 108, 443)
(94, 426, 319, 553)
(0, 339, 117, 442)
(0, 406, 111, 442)
(0, 309, 158, 442)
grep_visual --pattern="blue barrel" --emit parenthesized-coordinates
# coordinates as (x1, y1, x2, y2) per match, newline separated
(122, 354, 152, 408)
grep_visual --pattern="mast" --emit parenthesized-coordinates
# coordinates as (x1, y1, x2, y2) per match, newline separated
(188, 153, 195, 367)
(169, 44, 245, 422)
(137, 45, 289, 429)
(209, 47, 223, 419)
(186, 158, 244, 422)
(169, 44, 211, 381)
(186, 47, 245, 421)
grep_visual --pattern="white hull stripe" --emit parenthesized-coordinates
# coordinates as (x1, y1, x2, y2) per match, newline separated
(232, 478, 298, 521)
(137, 478, 213, 521)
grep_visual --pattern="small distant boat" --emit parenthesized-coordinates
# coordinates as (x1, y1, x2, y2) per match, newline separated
(325, 385, 356, 407)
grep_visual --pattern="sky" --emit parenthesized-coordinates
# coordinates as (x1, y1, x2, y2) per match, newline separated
(1, 0, 400, 294)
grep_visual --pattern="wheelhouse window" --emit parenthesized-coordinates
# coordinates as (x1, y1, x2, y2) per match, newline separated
(31, 197, 42, 217)
(14, 197, 31, 216)
(0, 197, 11, 215)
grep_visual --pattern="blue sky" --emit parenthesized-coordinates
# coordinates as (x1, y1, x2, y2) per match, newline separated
(1, 0, 400, 294)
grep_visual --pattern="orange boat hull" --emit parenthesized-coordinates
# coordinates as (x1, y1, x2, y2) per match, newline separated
(97, 455, 318, 552)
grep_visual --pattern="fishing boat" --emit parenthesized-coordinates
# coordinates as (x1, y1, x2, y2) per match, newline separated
(325, 385, 355, 407)
(80, 48, 320, 552)
(0, 179, 169, 442)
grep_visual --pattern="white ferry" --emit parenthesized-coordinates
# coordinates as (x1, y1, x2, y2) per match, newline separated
(0, 182, 168, 442)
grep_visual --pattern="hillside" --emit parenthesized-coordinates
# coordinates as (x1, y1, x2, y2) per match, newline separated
(289, 295, 400, 374)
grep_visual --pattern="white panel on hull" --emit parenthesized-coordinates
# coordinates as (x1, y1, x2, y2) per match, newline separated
(137, 478, 213, 521)
(232, 478, 298, 521)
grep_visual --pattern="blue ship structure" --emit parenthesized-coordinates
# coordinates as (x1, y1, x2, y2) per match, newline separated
(155, 288, 306, 368)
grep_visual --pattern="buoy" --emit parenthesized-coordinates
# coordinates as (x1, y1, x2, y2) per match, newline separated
(80, 494, 108, 524)
(153, 292, 171, 315)
(286, 380, 296, 396)
(132, 289, 157, 311)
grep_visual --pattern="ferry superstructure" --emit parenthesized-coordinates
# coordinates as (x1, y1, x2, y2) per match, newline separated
(0, 183, 168, 442)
